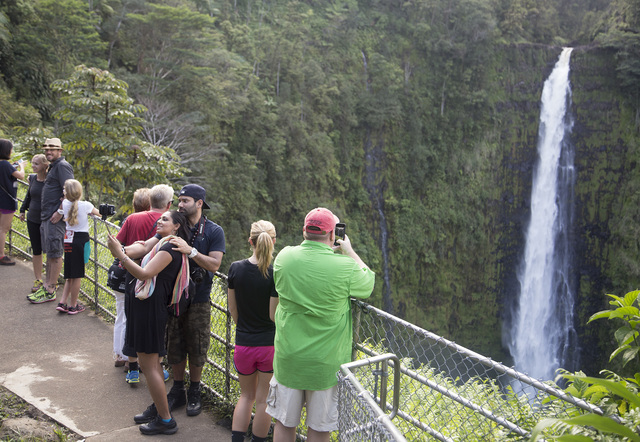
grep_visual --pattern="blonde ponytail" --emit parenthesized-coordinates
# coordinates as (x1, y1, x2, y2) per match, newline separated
(64, 179, 83, 227)
(250, 220, 276, 278)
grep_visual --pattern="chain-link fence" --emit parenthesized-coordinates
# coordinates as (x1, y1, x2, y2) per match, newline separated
(7, 180, 607, 441)
(348, 300, 607, 441)
(338, 354, 406, 441)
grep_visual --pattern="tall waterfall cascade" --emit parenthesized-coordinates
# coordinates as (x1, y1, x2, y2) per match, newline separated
(508, 48, 579, 381)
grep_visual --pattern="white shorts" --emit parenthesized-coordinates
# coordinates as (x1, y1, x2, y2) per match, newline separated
(265, 377, 339, 432)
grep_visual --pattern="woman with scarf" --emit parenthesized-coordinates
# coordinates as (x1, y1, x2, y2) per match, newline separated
(107, 210, 190, 436)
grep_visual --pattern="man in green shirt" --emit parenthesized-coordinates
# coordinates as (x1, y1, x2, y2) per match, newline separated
(267, 208, 375, 442)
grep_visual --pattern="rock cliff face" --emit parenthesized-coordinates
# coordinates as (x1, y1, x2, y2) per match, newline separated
(495, 46, 630, 374)
(566, 47, 632, 374)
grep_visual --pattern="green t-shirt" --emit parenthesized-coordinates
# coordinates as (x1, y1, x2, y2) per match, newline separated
(273, 240, 375, 390)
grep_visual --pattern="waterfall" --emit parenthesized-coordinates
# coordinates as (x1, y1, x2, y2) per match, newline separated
(508, 48, 579, 381)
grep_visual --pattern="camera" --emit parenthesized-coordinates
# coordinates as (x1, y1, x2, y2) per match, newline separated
(190, 266, 206, 284)
(99, 203, 115, 220)
(334, 223, 346, 246)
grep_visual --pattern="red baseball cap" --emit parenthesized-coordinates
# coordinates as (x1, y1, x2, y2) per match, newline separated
(304, 208, 338, 234)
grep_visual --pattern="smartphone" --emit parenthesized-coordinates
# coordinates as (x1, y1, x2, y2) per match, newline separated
(334, 223, 346, 246)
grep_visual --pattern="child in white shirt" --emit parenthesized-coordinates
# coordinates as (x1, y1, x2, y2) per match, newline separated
(56, 179, 99, 315)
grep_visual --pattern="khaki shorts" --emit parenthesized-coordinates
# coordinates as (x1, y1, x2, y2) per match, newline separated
(41, 219, 65, 258)
(266, 377, 338, 432)
(165, 301, 211, 367)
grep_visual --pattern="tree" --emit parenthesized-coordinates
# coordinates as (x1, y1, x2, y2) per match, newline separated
(4, 0, 107, 118)
(50, 65, 186, 210)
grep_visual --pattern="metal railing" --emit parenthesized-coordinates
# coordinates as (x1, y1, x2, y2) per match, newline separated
(338, 354, 406, 441)
(6, 180, 607, 441)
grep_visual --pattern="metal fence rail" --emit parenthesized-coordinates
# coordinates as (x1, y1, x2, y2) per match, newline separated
(338, 354, 406, 442)
(6, 180, 604, 441)
(350, 300, 606, 441)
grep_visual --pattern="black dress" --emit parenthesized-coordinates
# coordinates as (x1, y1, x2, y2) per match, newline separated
(126, 243, 182, 355)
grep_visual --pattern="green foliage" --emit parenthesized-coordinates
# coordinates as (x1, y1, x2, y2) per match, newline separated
(530, 290, 640, 441)
(2, 0, 106, 117)
(50, 65, 186, 211)
(589, 290, 640, 367)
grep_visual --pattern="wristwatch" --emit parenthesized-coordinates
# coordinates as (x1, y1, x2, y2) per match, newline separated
(188, 247, 198, 259)
(57, 209, 64, 215)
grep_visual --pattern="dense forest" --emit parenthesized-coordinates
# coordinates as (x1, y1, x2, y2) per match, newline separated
(1, 0, 640, 375)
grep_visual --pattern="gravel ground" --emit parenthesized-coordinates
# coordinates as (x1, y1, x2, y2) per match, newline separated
(0, 385, 81, 441)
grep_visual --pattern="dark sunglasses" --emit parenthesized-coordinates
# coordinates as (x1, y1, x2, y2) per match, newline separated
(43, 144, 61, 148)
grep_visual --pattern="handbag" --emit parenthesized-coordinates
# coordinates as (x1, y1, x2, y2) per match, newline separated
(107, 258, 127, 293)
(168, 279, 193, 317)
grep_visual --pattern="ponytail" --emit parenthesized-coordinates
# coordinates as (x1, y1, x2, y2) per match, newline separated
(67, 201, 79, 226)
(250, 220, 276, 278)
(63, 179, 83, 227)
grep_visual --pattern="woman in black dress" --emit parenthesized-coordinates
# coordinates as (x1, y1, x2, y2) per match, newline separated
(107, 210, 190, 436)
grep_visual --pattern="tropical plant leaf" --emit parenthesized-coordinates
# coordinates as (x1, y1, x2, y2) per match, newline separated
(622, 347, 640, 367)
(563, 375, 640, 407)
(555, 435, 600, 442)
(560, 414, 640, 441)
(623, 290, 640, 306)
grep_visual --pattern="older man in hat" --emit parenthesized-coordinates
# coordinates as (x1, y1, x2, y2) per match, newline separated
(118, 184, 225, 429)
(28, 138, 74, 304)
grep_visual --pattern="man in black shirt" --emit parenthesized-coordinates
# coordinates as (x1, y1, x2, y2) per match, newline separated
(28, 138, 74, 304)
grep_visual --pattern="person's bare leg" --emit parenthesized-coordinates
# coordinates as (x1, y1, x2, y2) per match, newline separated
(59, 280, 71, 305)
(46, 256, 63, 292)
(252, 372, 273, 438)
(32, 254, 43, 280)
(232, 372, 258, 433)
(189, 363, 203, 382)
(138, 353, 171, 419)
(171, 359, 187, 382)
(0, 213, 12, 258)
(273, 420, 297, 442)
(66, 278, 82, 307)
(307, 428, 330, 442)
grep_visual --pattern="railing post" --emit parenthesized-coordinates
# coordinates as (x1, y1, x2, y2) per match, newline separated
(93, 216, 99, 305)
(352, 299, 362, 361)
(224, 290, 232, 401)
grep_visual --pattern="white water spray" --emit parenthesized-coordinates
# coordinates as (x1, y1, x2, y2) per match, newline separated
(509, 48, 579, 381)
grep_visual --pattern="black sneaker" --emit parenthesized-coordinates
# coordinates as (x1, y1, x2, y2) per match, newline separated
(166, 386, 186, 411)
(139, 415, 178, 435)
(134, 403, 157, 424)
(186, 387, 202, 416)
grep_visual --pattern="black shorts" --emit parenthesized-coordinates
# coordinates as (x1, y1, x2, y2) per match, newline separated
(63, 232, 90, 279)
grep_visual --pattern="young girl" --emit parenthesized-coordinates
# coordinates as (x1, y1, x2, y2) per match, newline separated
(55, 179, 99, 314)
(19, 154, 50, 291)
(227, 220, 278, 442)
(0, 139, 25, 265)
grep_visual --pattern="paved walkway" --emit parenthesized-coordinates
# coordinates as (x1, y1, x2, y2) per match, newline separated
(0, 258, 231, 441)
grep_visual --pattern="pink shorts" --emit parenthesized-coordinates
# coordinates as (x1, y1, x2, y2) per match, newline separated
(233, 345, 274, 375)
(0, 209, 15, 215)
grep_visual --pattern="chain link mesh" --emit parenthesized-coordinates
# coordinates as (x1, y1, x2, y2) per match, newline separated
(349, 300, 603, 441)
